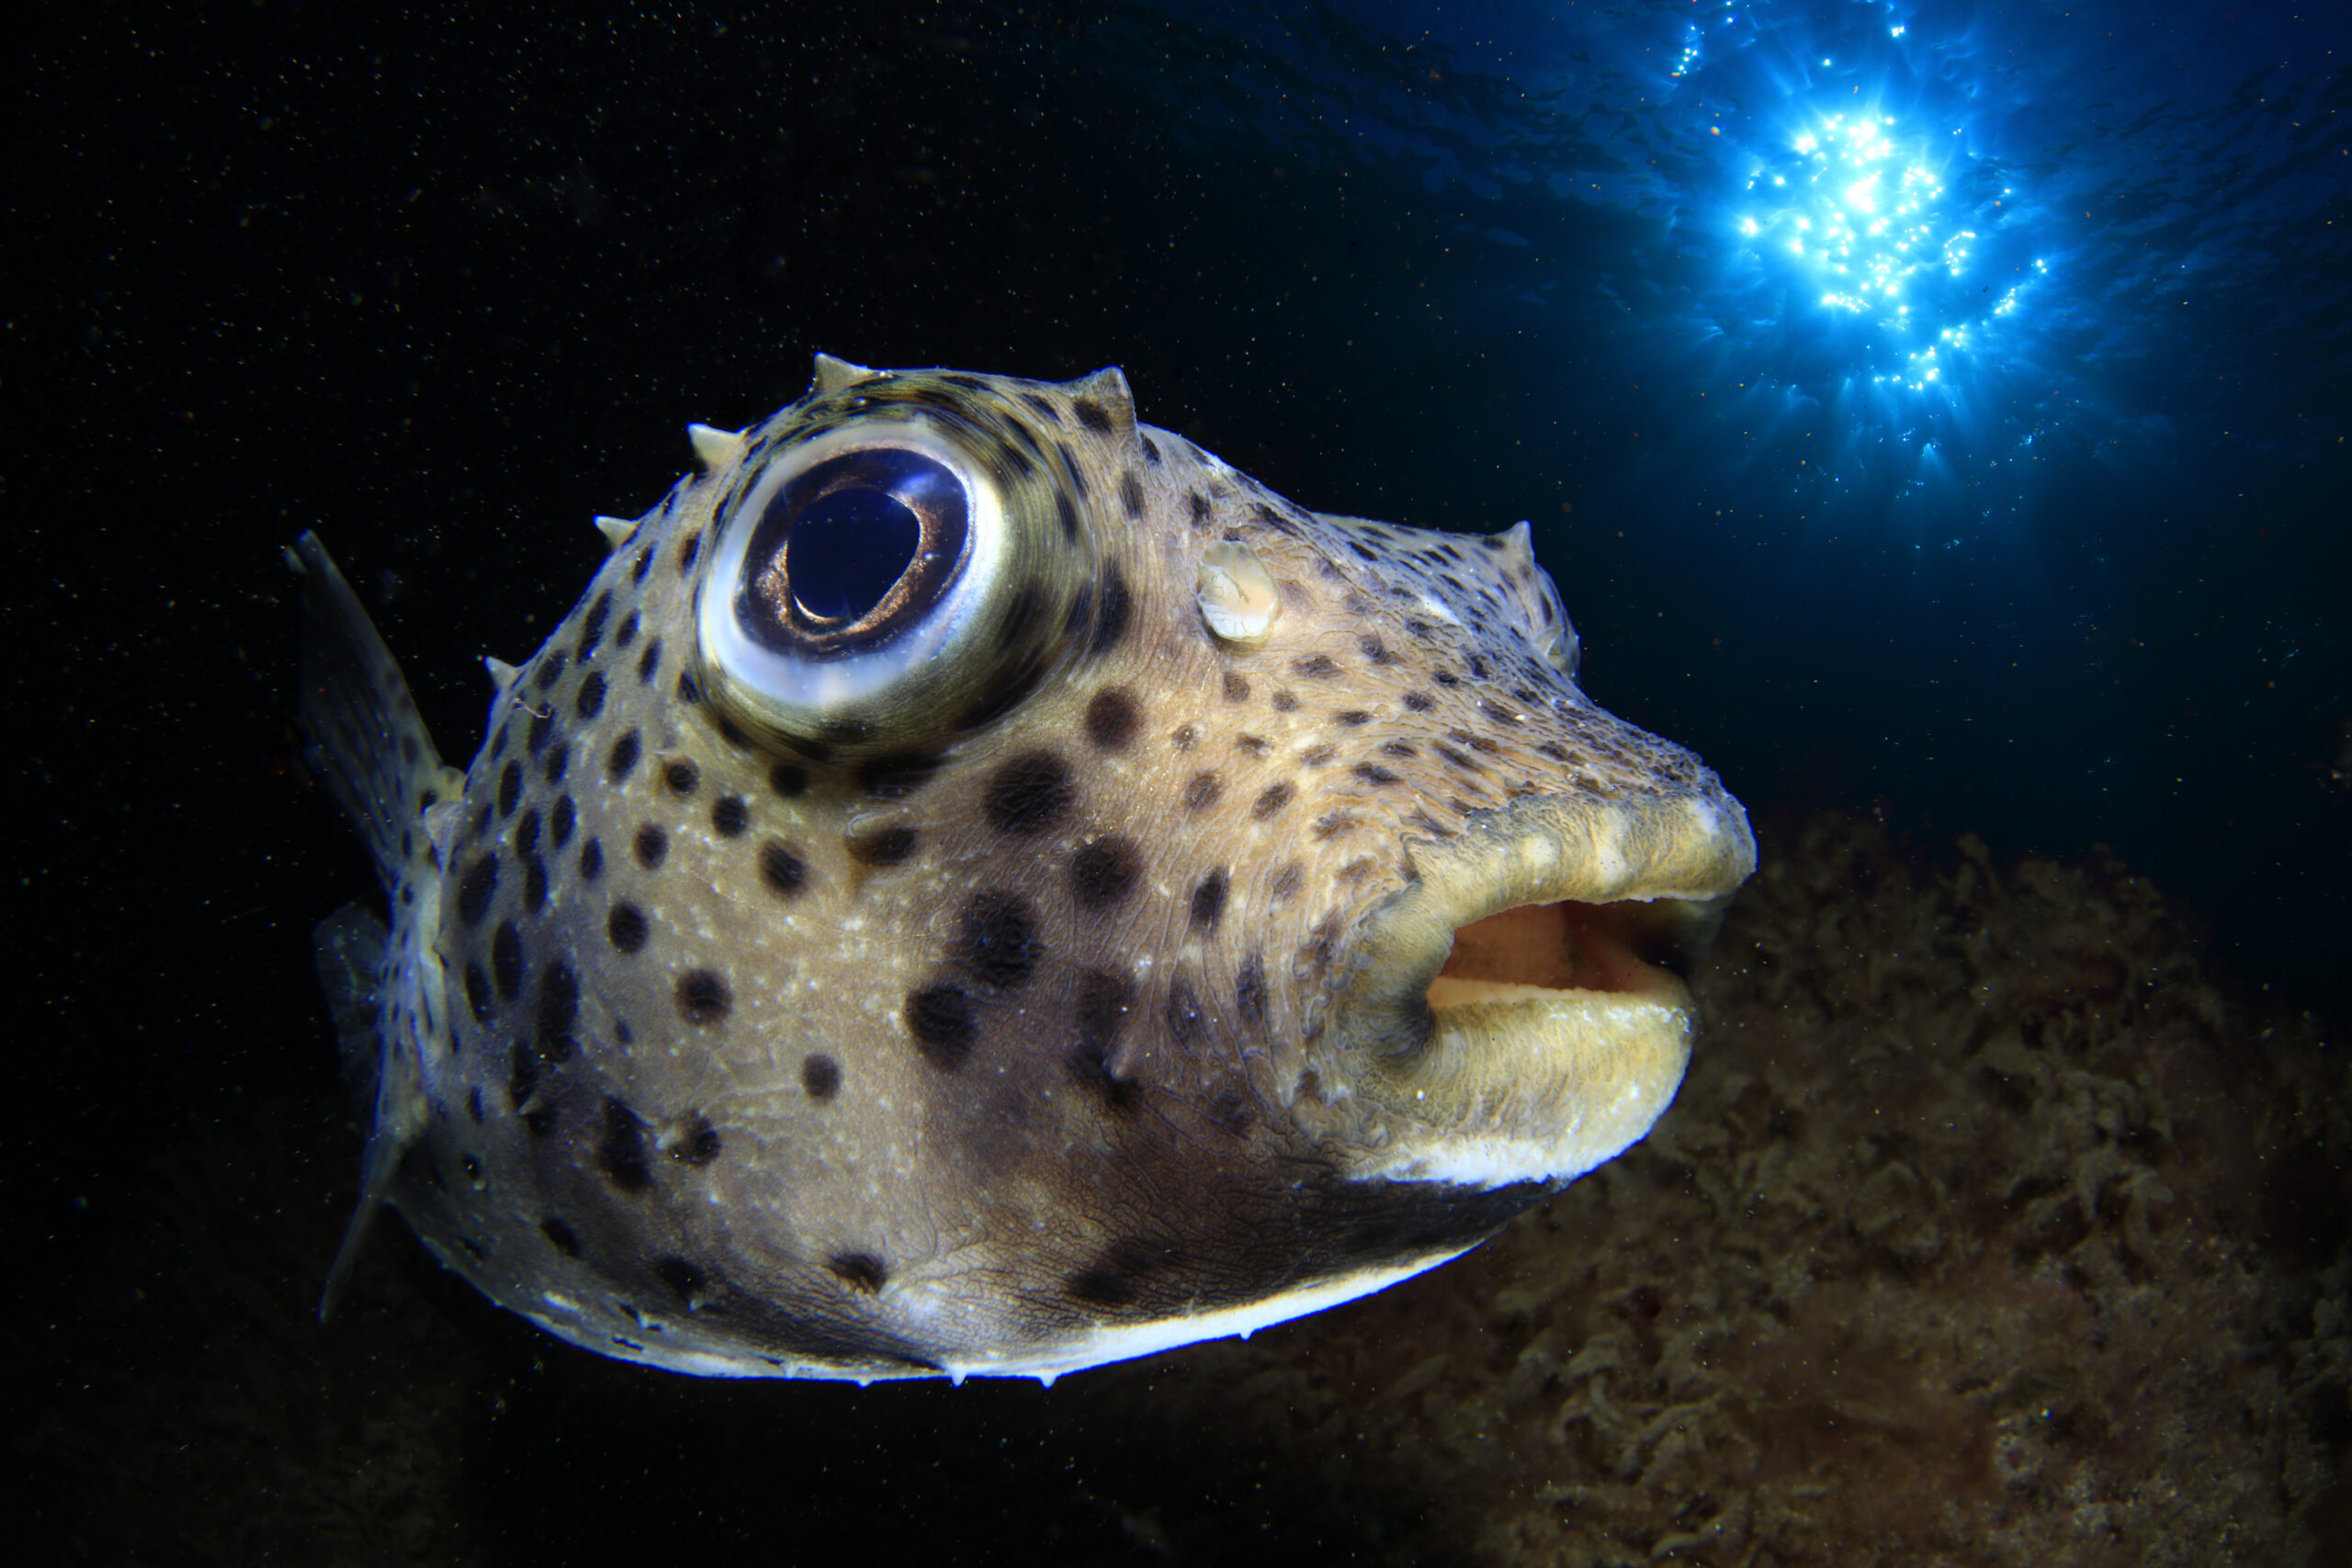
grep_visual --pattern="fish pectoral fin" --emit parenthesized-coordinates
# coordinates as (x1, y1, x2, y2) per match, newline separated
(310, 902, 430, 1323)
(291, 532, 449, 889)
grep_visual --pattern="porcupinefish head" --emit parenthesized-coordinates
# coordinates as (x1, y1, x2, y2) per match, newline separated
(295, 355, 1755, 1383)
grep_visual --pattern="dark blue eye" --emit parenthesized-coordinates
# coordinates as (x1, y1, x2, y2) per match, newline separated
(786, 487, 921, 623)
(733, 448, 970, 657)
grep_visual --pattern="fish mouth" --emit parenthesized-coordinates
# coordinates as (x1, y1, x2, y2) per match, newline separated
(1328, 786, 1756, 1190)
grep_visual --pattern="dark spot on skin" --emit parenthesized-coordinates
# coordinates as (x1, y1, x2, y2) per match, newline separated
(1272, 863, 1302, 900)
(1434, 744, 1482, 773)
(654, 1257, 707, 1303)
(675, 969, 731, 1025)
(1402, 691, 1434, 712)
(1271, 691, 1299, 713)
(906, 987, 975, 1068)
(1139, 435, 1161, 465)
(859, 753, 941, 799)
(848, 826, 919, 866)
(508, 1039, 538, 1110)
(551, 795, 575, 848)
(1191, 868, 1227, 930)
(601, 1100, 651, 1190)
(956, 891, 1040, 989)
(1054, 491, 1079, 541)
(526, 711, 554, 756)
(635, 824, 668, 868)
(523, 853, 549, 913)
(670, 1115, 721, 1165)
(1293, 654, 1340, 679)
(537, 962, 580, 1060)
(665, 759, 700, 797)
(1019, 392, 1061, 424)
(1072, 397, 1113, 433)
(1091, 569, 1132, 653)
(463, 962, 492, 1022)
(829, 1254, 888, 1292)
(1182, 772, 1224, 812)
(1165, 973, 1205, 1043)
(575, 671, 606, 718)
(1233, 735, 1266, 755)
(638, 638, 663, 684)
(1118, 470, 1145, 520)
(956, 660, 1046, 733)
(1204, 1090, 1254, 1135)
(516, 808, 542, 855)
(1187, 491, 1211, 528)
(759, 840, 807, 897)
(1237, 952, 1266, 1020)
(457, 854, 499, 926)
(801, 1053, 841, 1100)
(1336, 711, 1373, 727)
(608, 902, 649, 953)
(533, 651, 568, 693)
(578, 592, 613, 657)
(616, 610, 639, 648)
(770, 761, 809, 796)
(983, 750, 1073, 835)
(676, 531, 703, 574)
(492, 919, 525, 1000)
(1433, 670, 1460, 688)
(1084, 688, 1139, 750)
(631, 547, 654, 585)
(1069, 971, 1139, 1111)
(1468, 655, 1490, 680)
(1360, 634, 1394, 664)
(1251, 782, 1296, 819)
(608, 730, 641, 782)
(498, 761, 523, 818)
(1354, 762, 1403, 785)
(1382, 740, 1419, 758)
(1071, 836, 1141, 908)
(1173, 725, 1199, 751)
(1222, 673, 1250, 702)
(541, 1217, 581, 1257)
(542, 740, 570, 786)
(712, 795, 749, 836)
(579, 838, 604, 881)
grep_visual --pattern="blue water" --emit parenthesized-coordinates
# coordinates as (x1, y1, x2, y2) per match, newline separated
(1088, 0, 2352, 1003)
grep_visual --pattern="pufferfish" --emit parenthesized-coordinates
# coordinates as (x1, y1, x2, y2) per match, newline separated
(296, 355, 1755, 1384)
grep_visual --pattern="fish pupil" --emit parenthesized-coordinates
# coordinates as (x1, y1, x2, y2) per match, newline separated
(786, 487, 921, 624)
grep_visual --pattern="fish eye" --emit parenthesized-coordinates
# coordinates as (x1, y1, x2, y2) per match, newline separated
(735, 448, 969, 647)
(695, 411, 1080, 758)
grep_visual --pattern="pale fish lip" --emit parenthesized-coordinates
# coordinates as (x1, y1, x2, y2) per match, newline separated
(1327, 784, 1757, 1190)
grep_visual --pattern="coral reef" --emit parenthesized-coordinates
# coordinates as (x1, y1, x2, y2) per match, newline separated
(1099, 818, 2352, 1564)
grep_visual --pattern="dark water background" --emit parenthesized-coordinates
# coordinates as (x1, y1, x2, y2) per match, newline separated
(6, 0, 2346, 1559)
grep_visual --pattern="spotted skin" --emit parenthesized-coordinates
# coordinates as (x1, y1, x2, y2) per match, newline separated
(299, 358, 1753, 1382)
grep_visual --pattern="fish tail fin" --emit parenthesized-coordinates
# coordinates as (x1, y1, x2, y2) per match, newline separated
(289, 531, 452, 887)
(312, 903, 401, 1322)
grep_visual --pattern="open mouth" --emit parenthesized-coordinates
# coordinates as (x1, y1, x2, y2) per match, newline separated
(1427, 897, 1690, 1007)
(1328, 790, 1756, 1191)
